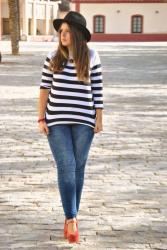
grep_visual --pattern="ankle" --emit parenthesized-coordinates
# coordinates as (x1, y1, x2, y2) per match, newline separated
(67, 217, 77, 222)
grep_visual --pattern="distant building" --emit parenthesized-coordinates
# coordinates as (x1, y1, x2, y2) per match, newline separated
(0, 0, 61, 41)
(1, 0, 167, 42)
(70, 0, 167, 41)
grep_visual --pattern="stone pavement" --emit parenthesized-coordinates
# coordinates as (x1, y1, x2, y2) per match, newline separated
(0, 42, 167, 250)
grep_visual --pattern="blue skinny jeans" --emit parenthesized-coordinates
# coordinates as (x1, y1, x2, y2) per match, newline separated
(47, 124, 94, 219)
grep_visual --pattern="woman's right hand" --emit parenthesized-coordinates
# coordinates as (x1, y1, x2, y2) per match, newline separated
(38, 121, 49, 135)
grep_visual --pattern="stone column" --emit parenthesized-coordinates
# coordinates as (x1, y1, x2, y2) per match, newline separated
(53, 3, 59, 19)
(22, 0, 28, 40)
(0, 0, 2, 40)
(45, 3, 49, 35)
(32, 0, 36, 36)
(0, 0, 1, 61)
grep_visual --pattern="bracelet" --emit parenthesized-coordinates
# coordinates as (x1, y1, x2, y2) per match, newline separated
(38, 118, 45, 123)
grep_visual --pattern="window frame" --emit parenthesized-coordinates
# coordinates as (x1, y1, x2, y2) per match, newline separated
(93, 15, 105, 34)
(131, 15, 143, 34)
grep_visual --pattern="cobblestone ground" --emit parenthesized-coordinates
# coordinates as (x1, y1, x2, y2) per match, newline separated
(0, 42, 167, 250)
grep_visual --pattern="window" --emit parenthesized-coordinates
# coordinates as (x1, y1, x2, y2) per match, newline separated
(94, 15, 105, 33)
(132, 15, 143, 33)
(2, 18, 10, 35)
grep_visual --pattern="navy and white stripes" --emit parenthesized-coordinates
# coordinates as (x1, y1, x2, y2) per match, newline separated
(40, 48, 103, 128)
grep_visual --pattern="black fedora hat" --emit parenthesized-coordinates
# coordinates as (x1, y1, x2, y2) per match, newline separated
(53, 11, 91, 42)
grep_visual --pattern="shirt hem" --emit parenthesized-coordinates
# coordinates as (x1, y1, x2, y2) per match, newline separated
(46, 121, 95, 129)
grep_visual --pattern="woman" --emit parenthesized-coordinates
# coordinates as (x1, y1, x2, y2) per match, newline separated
(38, 11, 103, 243)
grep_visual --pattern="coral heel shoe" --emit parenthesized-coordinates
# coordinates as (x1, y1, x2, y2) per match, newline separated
(64, 218, 78, 239)
(66, 218, 79, 243)
(64, 219, 68, 239)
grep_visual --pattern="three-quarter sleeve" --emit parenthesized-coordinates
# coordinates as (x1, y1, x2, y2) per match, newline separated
(40, 52, 54, 89)
(90, 50, 104, 109)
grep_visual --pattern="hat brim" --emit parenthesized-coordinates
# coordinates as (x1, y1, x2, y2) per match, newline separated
(53, 19, 91, 42)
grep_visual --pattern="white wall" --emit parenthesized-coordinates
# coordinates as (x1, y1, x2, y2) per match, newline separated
(69, 3, 75, 11)
(1, 0, 8, 18)
(78, 3, 167, 34)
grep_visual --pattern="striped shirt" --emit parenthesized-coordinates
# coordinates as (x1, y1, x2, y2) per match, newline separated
(40, 48, 103, 128)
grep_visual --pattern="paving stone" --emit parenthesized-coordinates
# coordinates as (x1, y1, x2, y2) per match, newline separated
(0, 41, 167, 249)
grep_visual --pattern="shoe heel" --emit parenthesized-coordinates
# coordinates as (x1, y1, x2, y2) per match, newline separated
(64, 219, 68, 239)
(66, 218, 79, 243)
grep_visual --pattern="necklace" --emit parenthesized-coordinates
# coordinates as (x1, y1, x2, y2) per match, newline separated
(69, 58, 74, 63)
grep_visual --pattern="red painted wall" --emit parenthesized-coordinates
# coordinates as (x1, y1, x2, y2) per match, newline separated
(91, 34, 167, 41)
(71, 0, 167, 3)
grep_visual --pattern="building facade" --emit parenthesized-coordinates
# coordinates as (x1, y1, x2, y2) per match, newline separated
(0, 0, 60, 41)
(1, 0, 167, 41)
(70, 0, 167, 41)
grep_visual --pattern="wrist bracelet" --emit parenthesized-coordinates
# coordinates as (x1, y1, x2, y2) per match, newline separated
(38, 118, 45, 123)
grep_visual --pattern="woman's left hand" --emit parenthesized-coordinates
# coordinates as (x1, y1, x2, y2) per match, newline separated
(94, 116, 103, 133)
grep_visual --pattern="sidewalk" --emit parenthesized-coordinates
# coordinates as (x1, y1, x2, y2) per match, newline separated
(1, 40, 167, 53)
(0, 43, 167, 249)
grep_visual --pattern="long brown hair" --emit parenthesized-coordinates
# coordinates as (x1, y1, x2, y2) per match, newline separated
(49, 23, 90, 83)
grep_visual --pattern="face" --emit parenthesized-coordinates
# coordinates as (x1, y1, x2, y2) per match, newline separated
(59, 23, 71, 48)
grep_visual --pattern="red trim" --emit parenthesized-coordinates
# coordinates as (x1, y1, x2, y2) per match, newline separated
(131, 15, 143, 33)
(90, 33, 167, 41)
(71, 0, 167, 3)
(93, 15, 105, 33)
(75, 1, 80, 11)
